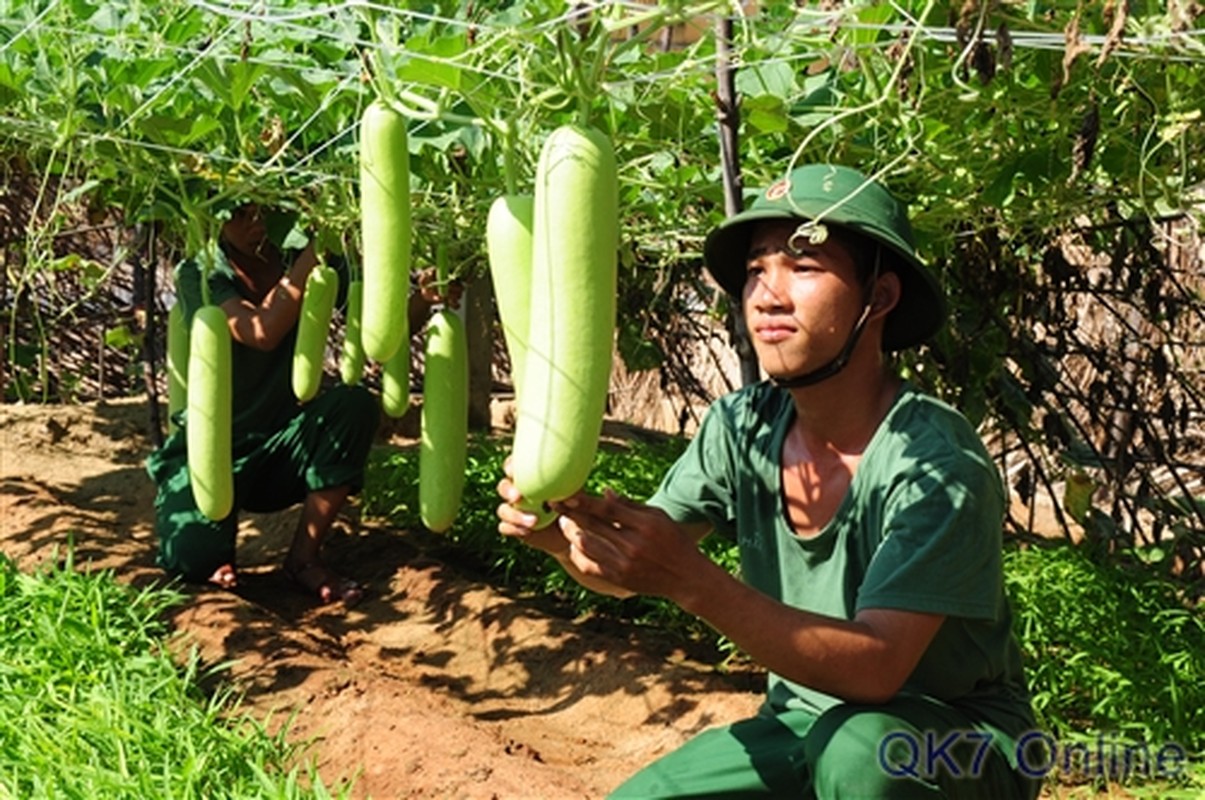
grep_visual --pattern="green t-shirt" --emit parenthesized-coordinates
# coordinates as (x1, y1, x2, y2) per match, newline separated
(173, 246, 299, 443)
(648, 381, 1035, 739)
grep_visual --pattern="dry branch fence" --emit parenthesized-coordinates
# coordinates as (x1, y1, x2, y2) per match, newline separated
(950, 214, 1204, 592)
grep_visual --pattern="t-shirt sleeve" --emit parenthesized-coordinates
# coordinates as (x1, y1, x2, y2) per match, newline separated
(646, 399, 739, 538)
(855, 449, 1005, 621)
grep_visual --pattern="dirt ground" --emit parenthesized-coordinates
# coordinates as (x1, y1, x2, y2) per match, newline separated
(0, 397, 763, 799)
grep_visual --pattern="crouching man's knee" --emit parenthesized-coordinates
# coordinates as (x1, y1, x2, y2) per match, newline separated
(806, 701, 1031, 799)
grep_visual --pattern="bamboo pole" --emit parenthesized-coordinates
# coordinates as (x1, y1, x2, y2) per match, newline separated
(714, 14, 759, 387)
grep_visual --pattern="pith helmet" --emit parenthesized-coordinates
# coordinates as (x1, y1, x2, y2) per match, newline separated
(702, 164, 946, 351)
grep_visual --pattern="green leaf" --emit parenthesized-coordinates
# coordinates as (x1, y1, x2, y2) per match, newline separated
(410, 122, 483, 156)
(0, 60, 25, 95)
(1131, 545, 1167, 566)
(981, 164, 1017, 207)
(227, 60, 266, 113)
(847, 2, 896, 47)
(87, 5, 123, 34)
(103, 325, 140, 350)
(789, 74, 842, 128)
(182, 116, 223, 147)
(47, 254, 83, 272)
(263, 209, 308, 252)
(398, 32, 467, 91)
(741, 94, 789, 134)
(136, 113, 201, 146)
(735, 60, 797, 99)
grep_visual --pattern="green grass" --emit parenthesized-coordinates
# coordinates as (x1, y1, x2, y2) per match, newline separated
(0, 550, 349, 800)
(1005, 543, 1205, 793)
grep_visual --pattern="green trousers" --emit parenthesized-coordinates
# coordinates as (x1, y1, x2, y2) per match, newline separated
(149, 384, 379, 582)
(609, 694, 1043, 799)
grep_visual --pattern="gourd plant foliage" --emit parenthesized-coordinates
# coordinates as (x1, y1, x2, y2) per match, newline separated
(1, 0, 1203, 593)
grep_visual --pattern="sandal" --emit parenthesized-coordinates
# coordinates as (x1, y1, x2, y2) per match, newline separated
(284, 560, 365, 606)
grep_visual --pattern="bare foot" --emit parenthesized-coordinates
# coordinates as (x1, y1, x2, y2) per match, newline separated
(284, 559, 364, 606)
(208, 563, 238, 589)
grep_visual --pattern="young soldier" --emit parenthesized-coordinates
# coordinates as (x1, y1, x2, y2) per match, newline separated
(149, 203, 454, 605)
(498, 165, 1041, 798)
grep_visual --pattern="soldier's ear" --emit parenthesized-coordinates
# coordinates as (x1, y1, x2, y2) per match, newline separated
(870, 272, 901, 316)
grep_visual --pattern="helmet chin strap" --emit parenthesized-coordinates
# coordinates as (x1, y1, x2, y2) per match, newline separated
(767, 244, 881, 390)
(768, 302, 873, 388)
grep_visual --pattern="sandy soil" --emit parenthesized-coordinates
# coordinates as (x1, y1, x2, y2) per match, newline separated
(0, 397, 764, 799)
